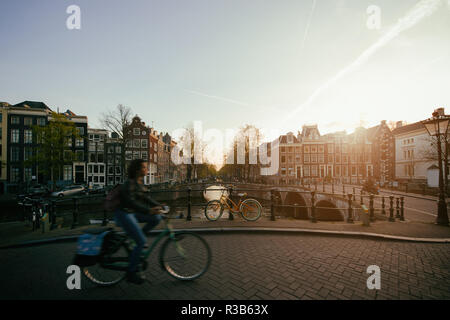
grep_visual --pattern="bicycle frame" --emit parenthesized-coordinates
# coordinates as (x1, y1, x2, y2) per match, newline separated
(219, 189, 255, 214)
(101, 216, 178, 270)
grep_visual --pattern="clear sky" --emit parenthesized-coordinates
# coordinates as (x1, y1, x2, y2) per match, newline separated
(1, 0, 449, 144)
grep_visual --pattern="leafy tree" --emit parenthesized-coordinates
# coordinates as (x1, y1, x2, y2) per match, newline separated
(26, 112, 80, 189)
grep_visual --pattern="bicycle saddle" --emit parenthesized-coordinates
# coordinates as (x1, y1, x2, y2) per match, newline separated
(237, 193, 247, 197)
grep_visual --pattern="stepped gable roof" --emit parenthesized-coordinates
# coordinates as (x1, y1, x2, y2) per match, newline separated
(13, 101, 52, 111)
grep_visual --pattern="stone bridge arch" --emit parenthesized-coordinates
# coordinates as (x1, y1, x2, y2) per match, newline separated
(315, 200, 344, 221)
(283, 192, 309, 219)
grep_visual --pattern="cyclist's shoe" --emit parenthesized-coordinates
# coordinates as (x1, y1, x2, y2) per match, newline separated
(126, 272, 145, 285)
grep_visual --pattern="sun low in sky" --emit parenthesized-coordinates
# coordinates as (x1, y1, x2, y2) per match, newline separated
(1, 0, 449, 145)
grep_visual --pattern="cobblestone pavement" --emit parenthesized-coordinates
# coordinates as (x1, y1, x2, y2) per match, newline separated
(1, 233, 449, 300)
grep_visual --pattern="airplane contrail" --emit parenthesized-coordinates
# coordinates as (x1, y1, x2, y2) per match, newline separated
(301, 0, 317, 49)
(184, 89, 250, 107)
(284, 0, 444, 123)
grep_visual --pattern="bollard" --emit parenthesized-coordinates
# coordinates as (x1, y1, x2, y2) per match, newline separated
(332, 183, 334, 194)
(360, 190, 363, 205)
(187, 187, 192, 221)
(228, 187, 234, 220)
(310, 191, 317, 223)
(389, 196, 395, 222)
(400, 197, 405, 221)
(381, 196, 386, 216)
(71, 197, 79, 229)
(369, 194, 375, 222)
(347, 193, 353, 223)
(270, 189, 276, 221)
(396, 198, 400, 219)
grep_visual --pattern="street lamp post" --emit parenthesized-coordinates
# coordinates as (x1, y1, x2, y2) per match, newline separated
(422, 110, 450, 226)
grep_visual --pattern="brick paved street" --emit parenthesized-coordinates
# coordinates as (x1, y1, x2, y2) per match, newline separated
(1, 233, 449, 300)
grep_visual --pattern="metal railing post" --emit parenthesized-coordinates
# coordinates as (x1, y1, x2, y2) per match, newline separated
(187, 187, 192, 221)
(369, 194, 375, 222)
(310, 191, 317, 223)
(332, 182, 334, 194)
(396, 197, 401, 219)
(400, 197, 405, 221)
(102, 209, 108, 226)
(323, 179, 325, 193)
(50, 200, 57, 230)
(347, 193, 353, 223)
(270, 189, 276, 221)
(381, 196, 386, 215)
(342, 184, 345, 195)
(360, 190, 364, 205)
(389, 196, 395, 222)
(71, 197, 78, 229)
(228, 186, 234, 220)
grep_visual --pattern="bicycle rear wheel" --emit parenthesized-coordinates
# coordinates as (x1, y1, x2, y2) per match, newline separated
(240, 199, 262, 221)
(82, 244, 129, 286)
(204, 200, 223, 221)
(159, 232, 211, 281)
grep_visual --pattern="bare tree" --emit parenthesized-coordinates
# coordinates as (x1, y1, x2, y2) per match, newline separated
(99, 104, 133, 178)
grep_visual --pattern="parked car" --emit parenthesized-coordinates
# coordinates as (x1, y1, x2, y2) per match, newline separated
(26, 185, 50, 197)
(51, 185, 86, 198)
(87, 185, 106, 195)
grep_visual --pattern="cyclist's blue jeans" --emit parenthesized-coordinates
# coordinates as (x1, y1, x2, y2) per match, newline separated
(114, 209, 162, 273)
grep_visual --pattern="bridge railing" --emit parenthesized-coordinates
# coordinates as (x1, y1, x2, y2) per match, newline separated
(17, 184, 406, 231)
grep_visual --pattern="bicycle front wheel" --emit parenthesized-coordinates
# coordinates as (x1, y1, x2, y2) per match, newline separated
(160, 232, 211, 281)
(204, 200, 223, 221)
(240, 199, 262, 221)
(82, 244, 129, 286)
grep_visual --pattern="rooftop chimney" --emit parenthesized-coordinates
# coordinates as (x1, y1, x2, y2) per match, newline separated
(396, 121, 403, 128)
(435, 107, 445, 116)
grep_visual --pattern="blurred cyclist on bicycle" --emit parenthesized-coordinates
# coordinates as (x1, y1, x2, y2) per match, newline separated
(115, 159, 163, 284)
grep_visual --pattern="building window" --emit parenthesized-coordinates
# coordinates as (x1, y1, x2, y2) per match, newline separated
(281, 168, 286, 176)
(76, 138, 84, 147)
(304, 146, 310, 153)
(108, 146, 114, 154)
(98, 153, 104, 163)
(116, 166, 121, 175)
(311, 154, 317, 163)
(133, 139, 140, 148)
(24, 117, 33, 126)
(77, 127, 85, 136)
(108, 166, 114, 175)
(11, 116, 20, 125)
(303, 166, 310, 177)
(133, 151, 140, 159)
(351, 166, 357, 176)
(133, 128, 140, 136)
(115, 146, 121, 153)
(11, 147, 20, 161)
(11, 167, 20, 182)
(311, 165, 318, 176)
(141, 139, 148, 148)
(311, 146, 317, 153)
(24, 147, 33, 161)
(76, 150, 84, 162)
(327, 144, 334, 153)
(11, 129, 20, 143)
(142, 151, 148, 160)
(108, 176, 114, 185)
(281, 156, 286, 163)
(24, 167, 32, 181)
(304, 154, 310, 163)
(318, 154, 324, 163)
(318, 145, 324, 153)
(37, 118, 46, 126)
(335, 166, 341, 176)
(64, 166, 72, 181)
(90, 153, 96, 163)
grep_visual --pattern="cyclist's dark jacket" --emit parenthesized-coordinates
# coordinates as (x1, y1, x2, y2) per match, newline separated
(119, 179, 161, 214)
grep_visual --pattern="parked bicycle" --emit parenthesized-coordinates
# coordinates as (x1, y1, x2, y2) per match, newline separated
(81, 207, 212, 286)
(19, 197, 49, 231)
(204, 187, 262, 221)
